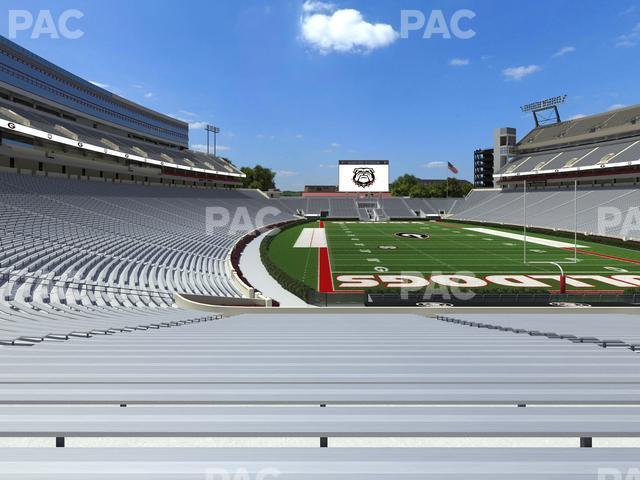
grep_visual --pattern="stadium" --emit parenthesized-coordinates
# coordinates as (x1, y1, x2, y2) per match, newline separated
(1, 3, 640, 478)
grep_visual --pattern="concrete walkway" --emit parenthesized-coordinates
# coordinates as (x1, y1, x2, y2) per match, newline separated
(239, 230, 312, 307)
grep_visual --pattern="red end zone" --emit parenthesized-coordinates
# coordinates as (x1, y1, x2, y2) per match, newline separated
(317, 220, 334, 293)
(317, 221, 364, 294)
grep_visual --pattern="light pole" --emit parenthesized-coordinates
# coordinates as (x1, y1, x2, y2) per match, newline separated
(205, 125, 220, 156)
(574, 179, 578, 263)
(523, 180, 527, 264)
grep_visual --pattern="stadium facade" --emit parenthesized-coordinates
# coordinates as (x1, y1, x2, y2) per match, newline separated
(495, 105, 640, 188)
(0, 36, 243, 188)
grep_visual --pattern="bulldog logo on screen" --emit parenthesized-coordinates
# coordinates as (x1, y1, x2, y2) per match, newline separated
(352, 168, 376, 188)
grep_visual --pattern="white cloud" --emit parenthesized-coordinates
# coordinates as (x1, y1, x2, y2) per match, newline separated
(319, 163, 338, 168)
(552, 46, 575, 57)
(568, 114, 587, 120)
(323, 142, 342, 153)
(502, 65, 541, 81)
(190, 144, 231, 153)
(620, 6, 637, 16)
(301, 3, 398, 54)
(167, 113, 189, 122)
(179, 110, 198, 117)
(616, 23, 640, 47)
(257, 134, 275, 140)
(89, 81, 110, 89)
(303, 0, 334, 13)
(189, 121, 210, 130)
(295, 133, 304, 139)
(423, 161, 446, 169)
(276, 170, 298, 177)
(609, 103, 627, 110)
(449, 58, 470, 66)
(144, 92, 154, 99)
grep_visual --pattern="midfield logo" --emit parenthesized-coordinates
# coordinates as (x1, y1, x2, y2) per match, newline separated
(395, 232, 430, 239)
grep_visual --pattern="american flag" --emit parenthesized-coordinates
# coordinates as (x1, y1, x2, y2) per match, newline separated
(447, 162, 459, 175)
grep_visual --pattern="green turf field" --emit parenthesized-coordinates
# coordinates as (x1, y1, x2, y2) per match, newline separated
(267, 220, 640, 293)
(267, 221, 318, 288)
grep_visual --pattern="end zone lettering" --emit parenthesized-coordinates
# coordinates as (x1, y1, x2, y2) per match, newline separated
(336, 274, 640, 289)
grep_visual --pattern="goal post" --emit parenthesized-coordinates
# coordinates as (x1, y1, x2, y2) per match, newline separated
(523, 179, 579, 293)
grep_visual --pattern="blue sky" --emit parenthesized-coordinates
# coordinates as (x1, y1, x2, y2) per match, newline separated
(2, 0, 639, 189)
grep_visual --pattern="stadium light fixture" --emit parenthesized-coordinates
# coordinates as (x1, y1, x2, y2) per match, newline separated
(520, 95, 567, 127)
(205, 124, 220, 156)
(520, 95, 567, 113)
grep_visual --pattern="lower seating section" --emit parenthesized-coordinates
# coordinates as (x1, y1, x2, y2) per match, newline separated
(452, 186, 640, 240)
(0, 314, 639, 477)
(277, 197, 461, 219)
(427, 197, 460, 214)
(376, 197, 414, 218)
(306, 197, 330, 215)
(328, 198, 359, 217)
(0, 172, 295, 336)
(275, 197, 307, 215)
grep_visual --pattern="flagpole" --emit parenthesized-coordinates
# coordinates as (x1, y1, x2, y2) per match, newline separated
(445, 162, 457, 198)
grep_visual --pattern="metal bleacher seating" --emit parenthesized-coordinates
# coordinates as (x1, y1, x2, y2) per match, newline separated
(470, 103, 640, 241)
(499, 136, 640, 176)
(451, 186, 640, 240)
(306, 197, 330, 215)
(0, 172, 295, 342)
(328, 198, 359, 218)
(275, 197, 462, 220)
(376, 197, 459, 218)
(375, 197, 413, 218)
(0, 314, 639, 477)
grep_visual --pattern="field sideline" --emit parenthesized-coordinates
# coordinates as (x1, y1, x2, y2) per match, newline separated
(266, 220, 640, 293)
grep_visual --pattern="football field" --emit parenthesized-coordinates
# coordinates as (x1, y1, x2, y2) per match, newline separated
(267, 220, 640, 293)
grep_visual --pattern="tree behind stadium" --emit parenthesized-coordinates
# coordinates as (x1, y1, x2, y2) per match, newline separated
(240, 165, 276, 191)
(390, 174, 472, 198)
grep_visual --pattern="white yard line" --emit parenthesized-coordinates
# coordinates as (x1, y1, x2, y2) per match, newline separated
(293, 228, 327, 248)
(464, 227, 587, 249)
